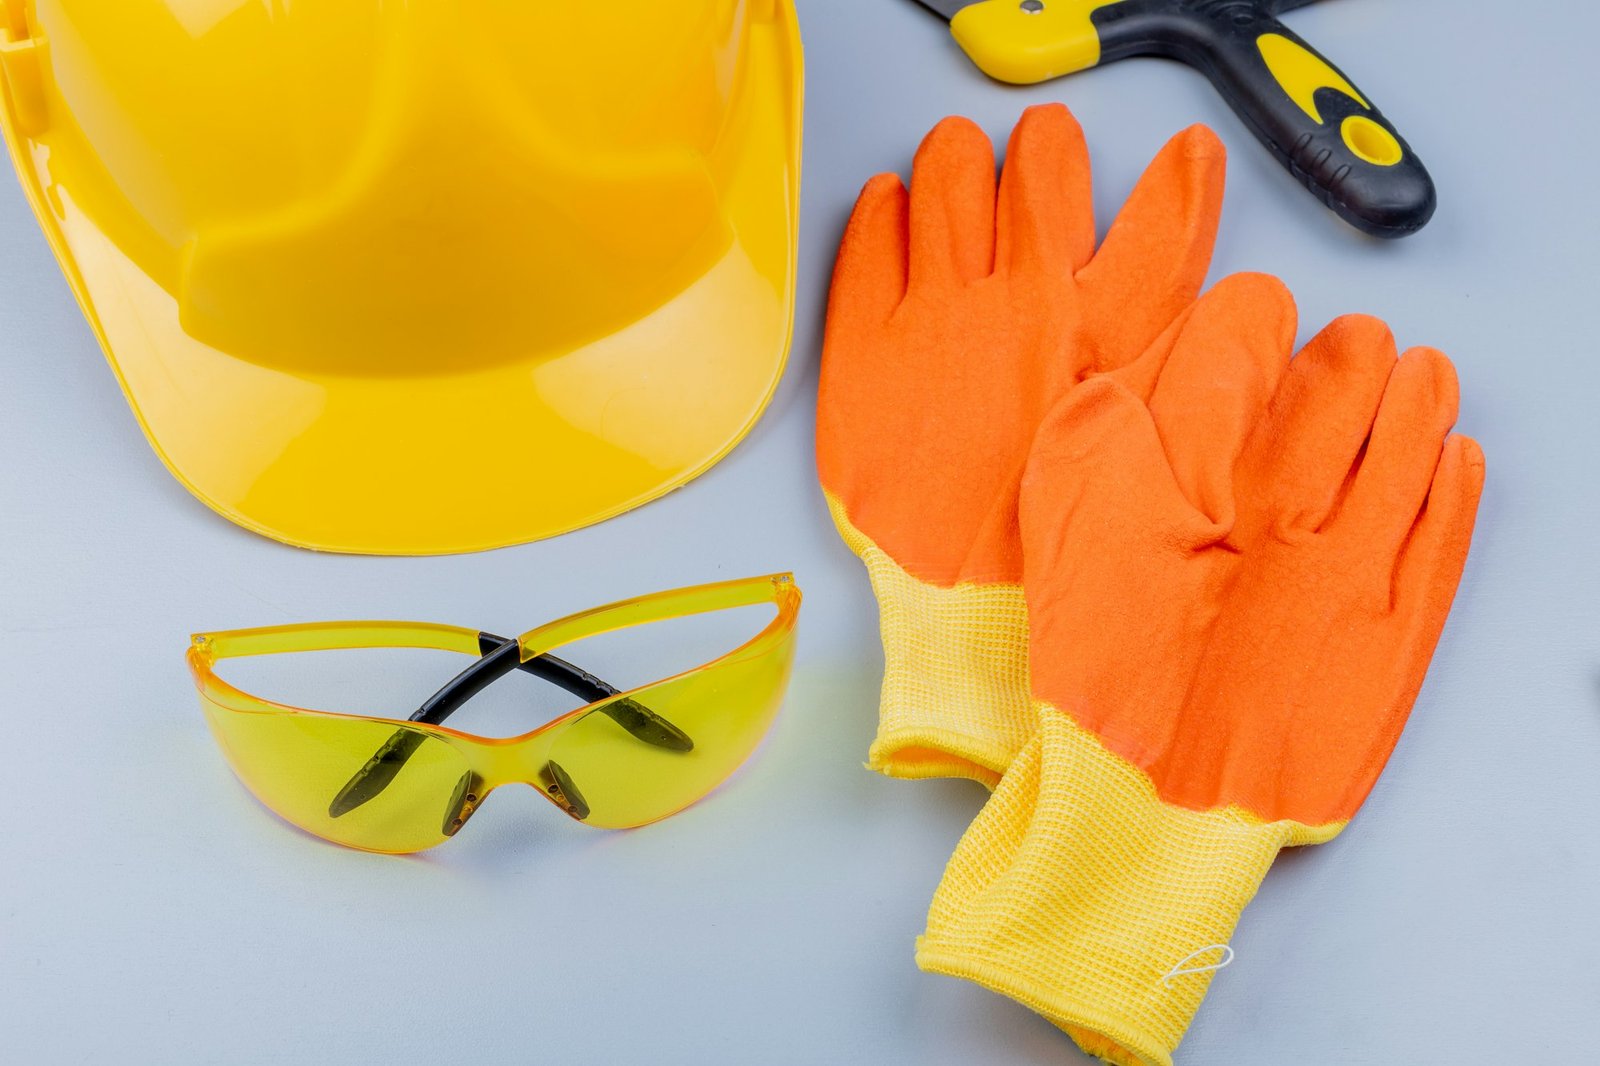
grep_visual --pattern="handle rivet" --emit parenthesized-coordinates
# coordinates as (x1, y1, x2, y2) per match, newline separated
(1020, 0, 1044, 11)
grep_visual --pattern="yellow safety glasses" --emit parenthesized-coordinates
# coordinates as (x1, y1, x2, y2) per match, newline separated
(188, 575, 800, 854)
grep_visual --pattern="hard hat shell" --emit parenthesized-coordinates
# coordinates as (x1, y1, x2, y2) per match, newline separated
(0, 0, 802, 553)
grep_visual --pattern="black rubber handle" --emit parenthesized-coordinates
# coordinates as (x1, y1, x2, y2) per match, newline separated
(1095, 2, 1435, 237)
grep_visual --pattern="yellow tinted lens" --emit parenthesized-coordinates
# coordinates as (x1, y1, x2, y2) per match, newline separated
(200, 695, 470, 854)
(542, 638, 793, 829)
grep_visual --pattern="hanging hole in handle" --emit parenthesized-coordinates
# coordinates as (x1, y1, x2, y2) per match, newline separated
(1341, 114, 1403, 167)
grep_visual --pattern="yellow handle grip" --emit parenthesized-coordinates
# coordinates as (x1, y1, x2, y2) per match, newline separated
(948, 0, 1114, 84)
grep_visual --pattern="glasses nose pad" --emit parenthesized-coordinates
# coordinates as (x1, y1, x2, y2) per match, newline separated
(330, 729, 428, 818)
(607, 696, 695, 753)
(538, 760, 591, 822)
(441, 771, 486, 837)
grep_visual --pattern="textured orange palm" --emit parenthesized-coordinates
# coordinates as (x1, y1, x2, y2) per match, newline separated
(816, 104, 1225, 586)
(1023, 304, 1484, 827)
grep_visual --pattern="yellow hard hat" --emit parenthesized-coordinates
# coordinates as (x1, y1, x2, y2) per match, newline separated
(0, 0, 802, 553)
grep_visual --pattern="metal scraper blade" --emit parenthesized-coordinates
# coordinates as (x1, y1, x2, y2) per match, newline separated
(911, 0, 968, 21)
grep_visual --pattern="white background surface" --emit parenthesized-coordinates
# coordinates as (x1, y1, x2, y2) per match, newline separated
(4, 1, 1598, 1062)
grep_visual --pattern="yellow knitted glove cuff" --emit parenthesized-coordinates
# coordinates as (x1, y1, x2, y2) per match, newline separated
(916, 709, 1340, 1066)
(825, 493, 1031, 788)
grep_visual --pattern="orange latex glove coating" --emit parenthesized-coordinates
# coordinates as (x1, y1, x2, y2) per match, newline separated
(817, 103, 1226, 783)
(1025, 313, 1484, 827)
(917, 304, 1485, 1066)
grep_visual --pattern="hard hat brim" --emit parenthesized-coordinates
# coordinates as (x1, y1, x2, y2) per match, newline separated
(1, 9, 802, 555)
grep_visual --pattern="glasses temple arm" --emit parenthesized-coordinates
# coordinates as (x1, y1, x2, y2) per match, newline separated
(413, 635, 613, 724)
(328, 635, 692, 820)
(421, 634, 692, 751)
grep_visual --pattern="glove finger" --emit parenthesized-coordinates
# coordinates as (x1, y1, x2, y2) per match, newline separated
(908, 116, 998, 292)
(1103, 295, 1205, 404)
(826, 173, 910, 333)
(1146, 273, 1296, 526)
(1246, 314, 1398, 531)
(1336, 434, 1483, 816)
(994, 103, 1095, 278)
(1336, 347, 1460, 558)
(1074, 125, 1226, 372)
(1022, 381, 1229, 754)
(1394, 434, 1485, 622)
(1021, 378, 1222, 600)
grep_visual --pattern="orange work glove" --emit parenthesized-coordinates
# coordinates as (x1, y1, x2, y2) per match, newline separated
(916, 308, 1485, 1066)
(816, 103, 1226, 786)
